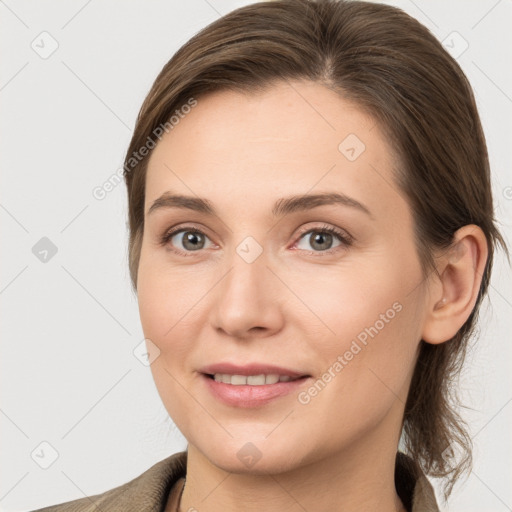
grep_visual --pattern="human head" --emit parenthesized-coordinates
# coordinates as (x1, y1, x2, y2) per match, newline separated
(122, 0, 507, 500)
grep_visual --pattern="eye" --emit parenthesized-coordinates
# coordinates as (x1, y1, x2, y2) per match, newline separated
(160, 227, 214, 255)
(294, 225, 352, 254)
(160, 224, 353, 257)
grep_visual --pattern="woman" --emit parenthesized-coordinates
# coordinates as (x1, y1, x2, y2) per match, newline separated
(33, 0, 508, 510)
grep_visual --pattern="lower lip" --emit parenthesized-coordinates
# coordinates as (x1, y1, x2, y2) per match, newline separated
(202, 374, 310, 408)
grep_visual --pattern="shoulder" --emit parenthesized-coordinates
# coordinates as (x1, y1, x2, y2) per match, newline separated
(33, 450, 438, 511)
(31, 451, 187, 512)
(395, 452, 440, 512)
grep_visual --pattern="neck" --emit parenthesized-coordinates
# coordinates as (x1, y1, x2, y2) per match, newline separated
(179, 430, 406, 512)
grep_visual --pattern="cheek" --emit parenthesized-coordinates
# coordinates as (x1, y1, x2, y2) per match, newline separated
(136, 251, 200, 429)
(282, 261, 403, 349)
(294, 286, 422, 451)
(136, 245, 207, 341)
(291, 248, 423, 384)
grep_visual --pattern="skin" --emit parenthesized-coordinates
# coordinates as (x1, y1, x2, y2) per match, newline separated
(136, 80, 488, 512)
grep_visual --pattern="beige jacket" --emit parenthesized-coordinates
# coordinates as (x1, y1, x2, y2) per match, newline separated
(32, 451, 440, 511)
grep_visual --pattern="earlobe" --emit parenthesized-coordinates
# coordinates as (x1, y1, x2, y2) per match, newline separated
(421, 225, 489, 345)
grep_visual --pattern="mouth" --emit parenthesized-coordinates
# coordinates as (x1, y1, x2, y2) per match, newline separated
(204, 373, 306, 385)
(200, 363, 309, 380)
(199, 363, 311, 407)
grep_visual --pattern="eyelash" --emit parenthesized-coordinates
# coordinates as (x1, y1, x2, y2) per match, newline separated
(159, 224, 353, 257)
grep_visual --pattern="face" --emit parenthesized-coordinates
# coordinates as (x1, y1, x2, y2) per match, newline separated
(137, 80, 429, 474)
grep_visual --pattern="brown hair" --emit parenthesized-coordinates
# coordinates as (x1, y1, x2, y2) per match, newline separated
(122, 0, 508, 501)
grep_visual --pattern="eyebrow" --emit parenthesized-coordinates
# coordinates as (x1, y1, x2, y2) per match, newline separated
(147, 191, 373, 219)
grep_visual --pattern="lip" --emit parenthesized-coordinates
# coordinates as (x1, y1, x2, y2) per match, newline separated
(199, 362, 311, 408)
(202, 375, 311, 408)
(199, 363, 308, 379)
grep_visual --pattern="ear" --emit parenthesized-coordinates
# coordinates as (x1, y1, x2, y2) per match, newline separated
(422, 225, 489, 345)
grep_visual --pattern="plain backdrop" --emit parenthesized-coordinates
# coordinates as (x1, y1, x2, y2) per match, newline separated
(1, 1, 511, 511)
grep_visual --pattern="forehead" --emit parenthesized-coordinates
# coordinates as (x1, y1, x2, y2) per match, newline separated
(144, 80, 404, 218)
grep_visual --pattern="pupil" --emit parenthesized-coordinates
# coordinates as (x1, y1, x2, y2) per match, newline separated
(311, 232, 332, 250)
(184, 232, 204, 250)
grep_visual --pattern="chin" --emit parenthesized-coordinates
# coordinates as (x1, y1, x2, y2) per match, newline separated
(190, 433, 316, 476)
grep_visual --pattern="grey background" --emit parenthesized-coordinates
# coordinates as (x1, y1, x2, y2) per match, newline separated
(1, 1, 511, 510)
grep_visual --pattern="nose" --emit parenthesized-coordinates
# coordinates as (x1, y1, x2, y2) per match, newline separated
(210, 246, 285, 340)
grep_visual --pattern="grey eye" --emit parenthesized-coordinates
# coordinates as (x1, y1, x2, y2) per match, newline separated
(171, 230, 211, 251)
(296, 231, 343, 252)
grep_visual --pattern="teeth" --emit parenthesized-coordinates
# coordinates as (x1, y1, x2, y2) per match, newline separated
(212, 373, 296, 385)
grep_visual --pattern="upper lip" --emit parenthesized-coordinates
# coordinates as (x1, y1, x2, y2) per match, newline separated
(200, 363, 309, 379)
